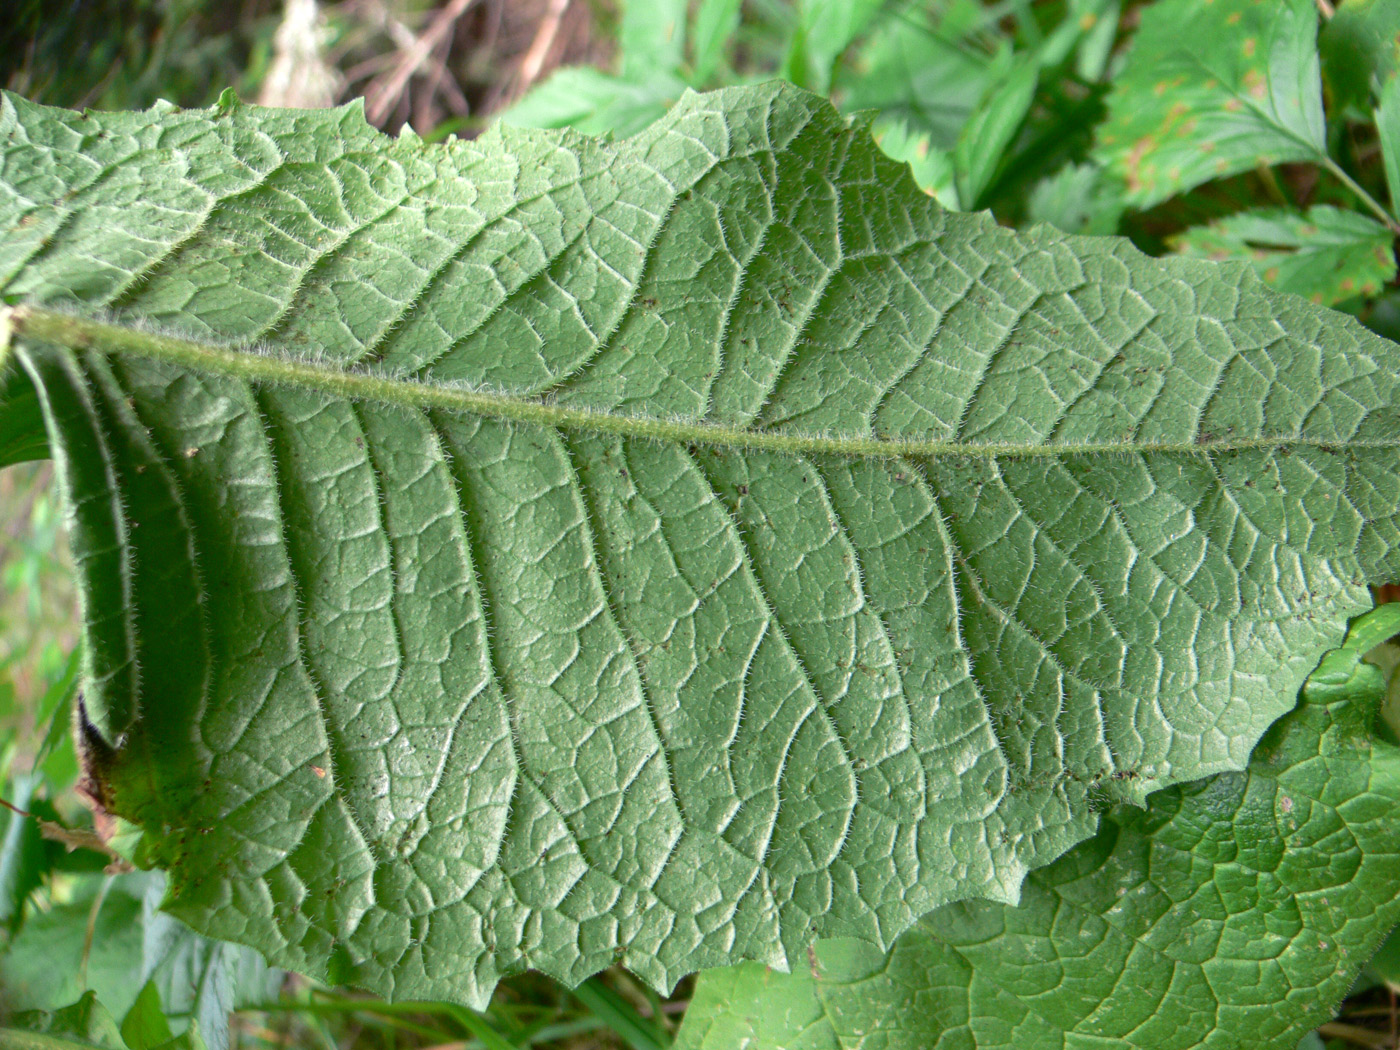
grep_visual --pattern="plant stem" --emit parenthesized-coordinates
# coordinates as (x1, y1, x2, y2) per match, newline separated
(1323, 157, 1400, 232)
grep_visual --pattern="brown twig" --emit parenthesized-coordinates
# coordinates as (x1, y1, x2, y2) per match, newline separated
(415, 31, 470, 132)
(1318, 1021, 1392, 1049)
(1316, 0, 1336, 18)
(516, 0, 571, 96)
(364, 0, 479, 127)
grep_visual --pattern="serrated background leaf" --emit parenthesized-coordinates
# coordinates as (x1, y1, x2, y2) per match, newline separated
(1026, 163, 1125, 236)
(1172, 205, 1396, 306)
(2, 83, 1400, 1006)
(1095, 0, 1326, 208)
(674, 605, 1400, 1050)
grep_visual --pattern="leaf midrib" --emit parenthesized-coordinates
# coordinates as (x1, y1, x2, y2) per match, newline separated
(5, 303, 1392, 462)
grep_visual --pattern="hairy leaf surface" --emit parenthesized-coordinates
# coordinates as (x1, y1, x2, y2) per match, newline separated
(675, 605, 1400, 1050)
(1, 84, 1400, 1005)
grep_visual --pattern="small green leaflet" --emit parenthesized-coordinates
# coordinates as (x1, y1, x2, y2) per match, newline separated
(675, 604, 1400, 1050)
(1172, 205, 1396, 306)
(1026, 163, 1124, 236)
(2, 83, 1400, 1006)
(1096, 0, 1325, 208)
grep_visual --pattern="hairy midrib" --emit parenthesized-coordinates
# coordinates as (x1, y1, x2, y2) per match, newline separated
(4, 303, 1393, 461)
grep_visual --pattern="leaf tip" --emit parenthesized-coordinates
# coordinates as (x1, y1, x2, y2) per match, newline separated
(214, 88, 241, 116)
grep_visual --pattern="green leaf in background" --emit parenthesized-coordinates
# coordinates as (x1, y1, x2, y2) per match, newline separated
(1096, 0, 1326, 208)
(498, 66, 685, 138)
(1073, 0, 1120, 82)
(837, 14, 1010, 151)
(119, 984, 173, 1050)
(1376, 72, 1400, 220)
(954, 62, 1039, 209)
(1026, 162, 1125, 236)
(7, 991, 125, 1050)
(1320, 0, 1400, 115)
(0, 774, 52, 934)
(0, 872, 279, 1050)
(869, 115, 957, 208)
(782, 0, 886, 93)
(690, 0, 743, 84)
(674, 604, 1400, 1050)
(4, 83, 1400, 1007)
(1172, 205, 1396, 306)
(1362, 924, 1400, 989)
(0, 366, 47, 467)
(1035, 0, 1117, 78)
(619, 0, 688, 81)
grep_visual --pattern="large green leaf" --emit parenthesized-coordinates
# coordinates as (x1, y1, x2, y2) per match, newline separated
(1095, 0, 1326, 208)
(1, 84, 1400, 1006)
(675, 604, 1400, 1050)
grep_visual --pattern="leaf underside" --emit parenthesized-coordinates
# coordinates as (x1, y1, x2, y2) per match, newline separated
(1, 84, 1399, 1006)
(674, 605, 1400, 1050)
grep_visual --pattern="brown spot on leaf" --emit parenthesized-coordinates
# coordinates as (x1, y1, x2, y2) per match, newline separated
(1125, 136, 1156, 191)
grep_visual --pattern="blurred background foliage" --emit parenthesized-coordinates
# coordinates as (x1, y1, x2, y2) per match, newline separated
(4, 1, 1400, 1047)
